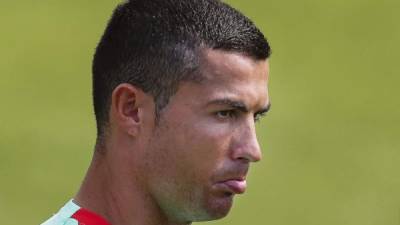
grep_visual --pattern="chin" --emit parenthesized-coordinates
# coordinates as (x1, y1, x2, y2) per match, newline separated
(196, 193, 234, 221)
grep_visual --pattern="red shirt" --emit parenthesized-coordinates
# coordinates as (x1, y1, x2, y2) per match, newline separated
(71, 207, 111, 225)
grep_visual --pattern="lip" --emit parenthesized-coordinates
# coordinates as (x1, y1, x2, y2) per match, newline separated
(215, 179, 247, 194)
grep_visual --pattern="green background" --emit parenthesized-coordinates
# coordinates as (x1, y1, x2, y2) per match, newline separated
(1, 0, 399, 224)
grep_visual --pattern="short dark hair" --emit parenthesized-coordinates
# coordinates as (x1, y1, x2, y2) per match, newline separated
(92, 0, 271, 138)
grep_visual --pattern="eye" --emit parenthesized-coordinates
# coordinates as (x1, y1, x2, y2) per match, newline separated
(216, 110, 236, 119)
(254, 112, 266, 122)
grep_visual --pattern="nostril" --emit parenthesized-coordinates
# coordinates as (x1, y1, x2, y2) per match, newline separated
(237, 157, 250, 163)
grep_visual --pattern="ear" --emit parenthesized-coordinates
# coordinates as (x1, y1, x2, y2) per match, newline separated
(110, 83, 147, 137)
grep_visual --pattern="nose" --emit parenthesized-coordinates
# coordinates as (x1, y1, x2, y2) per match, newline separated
(231, 119, 262, 163)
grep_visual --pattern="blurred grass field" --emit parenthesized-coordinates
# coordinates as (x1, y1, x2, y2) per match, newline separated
(1, 0, 399, 224)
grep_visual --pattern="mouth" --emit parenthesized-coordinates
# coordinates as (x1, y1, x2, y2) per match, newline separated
(214, 179, 247, 195)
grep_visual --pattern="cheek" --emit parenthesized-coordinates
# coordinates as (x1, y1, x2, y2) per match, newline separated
(184, 121, 230, 160)
(149, 119, 231, 181)
(176, 121, 234, 186)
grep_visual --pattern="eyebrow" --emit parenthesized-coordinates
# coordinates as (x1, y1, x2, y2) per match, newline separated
(207, 98, 271, 115)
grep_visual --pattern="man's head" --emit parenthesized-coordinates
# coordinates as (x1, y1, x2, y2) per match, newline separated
(91, 0, 271, 223)
(93, 0, 270, 138)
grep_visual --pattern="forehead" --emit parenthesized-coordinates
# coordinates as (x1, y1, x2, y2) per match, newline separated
(161, 49, 270, 116)
(200, 49, 269, 82)
(196, 49, 270, 108)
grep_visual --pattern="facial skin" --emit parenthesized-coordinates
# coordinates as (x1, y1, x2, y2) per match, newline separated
(143, 49, 270, 222)
(75, 49, 270, 225)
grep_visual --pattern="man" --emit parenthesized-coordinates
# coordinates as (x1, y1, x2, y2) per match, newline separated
(41, 0, 271, 224)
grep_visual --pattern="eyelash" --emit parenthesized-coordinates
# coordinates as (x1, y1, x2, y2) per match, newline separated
(216, 110, 237, 119)
(254, 112, 267, 122)
(215, 110, 266, 122)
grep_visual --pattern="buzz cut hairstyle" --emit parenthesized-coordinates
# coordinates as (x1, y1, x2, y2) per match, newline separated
(92, 0, 271, 139)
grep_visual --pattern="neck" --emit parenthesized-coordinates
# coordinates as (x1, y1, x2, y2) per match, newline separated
(74, 149, 191, 225)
